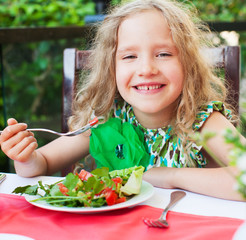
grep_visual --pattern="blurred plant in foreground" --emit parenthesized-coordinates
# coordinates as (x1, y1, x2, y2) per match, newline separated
(193, 127, 246, 199)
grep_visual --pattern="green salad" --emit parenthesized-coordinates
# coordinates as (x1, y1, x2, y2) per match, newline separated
(13, 166, 144, 208)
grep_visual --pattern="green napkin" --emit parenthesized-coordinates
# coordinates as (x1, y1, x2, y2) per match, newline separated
(89, 118, 150, 171)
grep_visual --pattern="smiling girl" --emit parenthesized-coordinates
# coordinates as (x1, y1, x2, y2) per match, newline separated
(1, 0, 245, 201)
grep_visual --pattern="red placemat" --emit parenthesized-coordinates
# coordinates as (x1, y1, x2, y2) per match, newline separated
(0, 193, 243, 240)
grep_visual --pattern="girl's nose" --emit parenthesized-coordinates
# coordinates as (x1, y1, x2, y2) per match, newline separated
(136, 58, 159, 76)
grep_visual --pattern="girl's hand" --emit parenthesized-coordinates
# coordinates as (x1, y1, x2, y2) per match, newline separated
(0, 118, 38, 163)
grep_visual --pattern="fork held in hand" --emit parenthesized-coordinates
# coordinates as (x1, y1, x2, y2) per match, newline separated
(143, 190, 186, 228)
(0, 117, 101, 137)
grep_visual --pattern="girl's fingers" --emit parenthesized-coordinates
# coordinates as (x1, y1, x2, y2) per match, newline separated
(1, 130, 36, 160)
(1, 130, 32, 149)
(0, 123, 28, 142)
(0, 118, 38, 163)
(14, 141, 38, 162)
(7, 118, 18, 125)
(6, 136, 37, 162)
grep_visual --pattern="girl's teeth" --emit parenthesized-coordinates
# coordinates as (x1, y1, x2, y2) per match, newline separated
(137, 85, 160, 90)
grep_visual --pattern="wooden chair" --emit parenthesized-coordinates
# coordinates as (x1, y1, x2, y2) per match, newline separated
(62, 49, 91, 133)
(203, 46, 240, 113)
(61, 46, 241, 175)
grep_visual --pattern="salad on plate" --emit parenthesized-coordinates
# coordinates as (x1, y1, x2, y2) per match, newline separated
(13, 166, 145, 208)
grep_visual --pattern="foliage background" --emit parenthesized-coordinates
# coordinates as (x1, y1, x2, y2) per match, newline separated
(0, 0, 245, 172)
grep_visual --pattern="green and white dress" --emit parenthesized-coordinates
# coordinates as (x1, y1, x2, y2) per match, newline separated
(107, 100, 232, 170)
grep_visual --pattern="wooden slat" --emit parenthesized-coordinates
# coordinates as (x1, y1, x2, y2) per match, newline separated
(203, 47, 224, 68)
(224, 46, 240, 113)
(76, 50, 91, 70)
(0, 26, 92, 44)
(0, 22, 245, 44)
(62, 48, 76, 133)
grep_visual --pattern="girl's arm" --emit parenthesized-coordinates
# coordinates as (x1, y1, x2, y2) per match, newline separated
(143, 165, 242, 200)
(14, 133, 90, 177)
(0, 118, 90, 177)
(143, 112, 246, 201)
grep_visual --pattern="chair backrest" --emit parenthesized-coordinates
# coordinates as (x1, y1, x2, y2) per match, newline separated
(61, 46, 241, 175)
(62, 49, 91, 133)
(202, 46, 240, 113)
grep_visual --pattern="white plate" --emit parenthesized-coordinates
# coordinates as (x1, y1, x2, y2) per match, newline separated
(24, 180, 154, 213)
(0, 234, 34, 240)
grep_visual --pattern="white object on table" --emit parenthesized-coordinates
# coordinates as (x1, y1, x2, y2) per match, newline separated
(1, 173, 246, 220)
(0, 233, 34, 240)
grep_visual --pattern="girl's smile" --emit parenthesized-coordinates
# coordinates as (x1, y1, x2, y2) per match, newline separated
(115, 9, 184, 129)
(134, 83, 165, 93)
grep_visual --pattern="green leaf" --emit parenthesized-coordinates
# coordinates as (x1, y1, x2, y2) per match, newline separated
(12, 185, 38, 195)
(38, 180, 51, 195)
(90, 198, 106, 207)
(63, 173, 80, 191)
(119, 166, 144, 195)
(84, 175, 105, 194)
(49, 184, 63, 197)
(91, 167, 109, 178)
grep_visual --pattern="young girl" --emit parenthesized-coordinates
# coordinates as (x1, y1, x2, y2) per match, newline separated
(0, 0, 245, 201)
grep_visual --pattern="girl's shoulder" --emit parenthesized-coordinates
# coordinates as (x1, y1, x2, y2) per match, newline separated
(193, 101, 232, 131)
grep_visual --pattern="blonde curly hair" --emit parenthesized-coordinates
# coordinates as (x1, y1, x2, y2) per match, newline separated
(68, 0, 237, 166)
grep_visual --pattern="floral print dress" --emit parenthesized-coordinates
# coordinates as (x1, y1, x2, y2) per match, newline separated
(109, 100, 232, 170)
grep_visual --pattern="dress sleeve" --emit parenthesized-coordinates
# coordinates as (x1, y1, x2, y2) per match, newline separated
(193, 101, 232, 131)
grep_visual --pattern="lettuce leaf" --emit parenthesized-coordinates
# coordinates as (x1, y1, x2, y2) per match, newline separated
(110, 166, 144, 196)
(109, 166, 144, 183)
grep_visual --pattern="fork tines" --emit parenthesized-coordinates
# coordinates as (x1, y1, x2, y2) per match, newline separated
(143, 218, 169, 228)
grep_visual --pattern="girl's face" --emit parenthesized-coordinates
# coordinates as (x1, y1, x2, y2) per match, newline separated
(115, 9, 184, 128)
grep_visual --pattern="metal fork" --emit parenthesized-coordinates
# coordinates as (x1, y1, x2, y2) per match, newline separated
(143, 190, 186, 228)
(0, 117, 102, 137)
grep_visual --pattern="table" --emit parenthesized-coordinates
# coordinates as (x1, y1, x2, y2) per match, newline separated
(1, 173, 246, 240)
